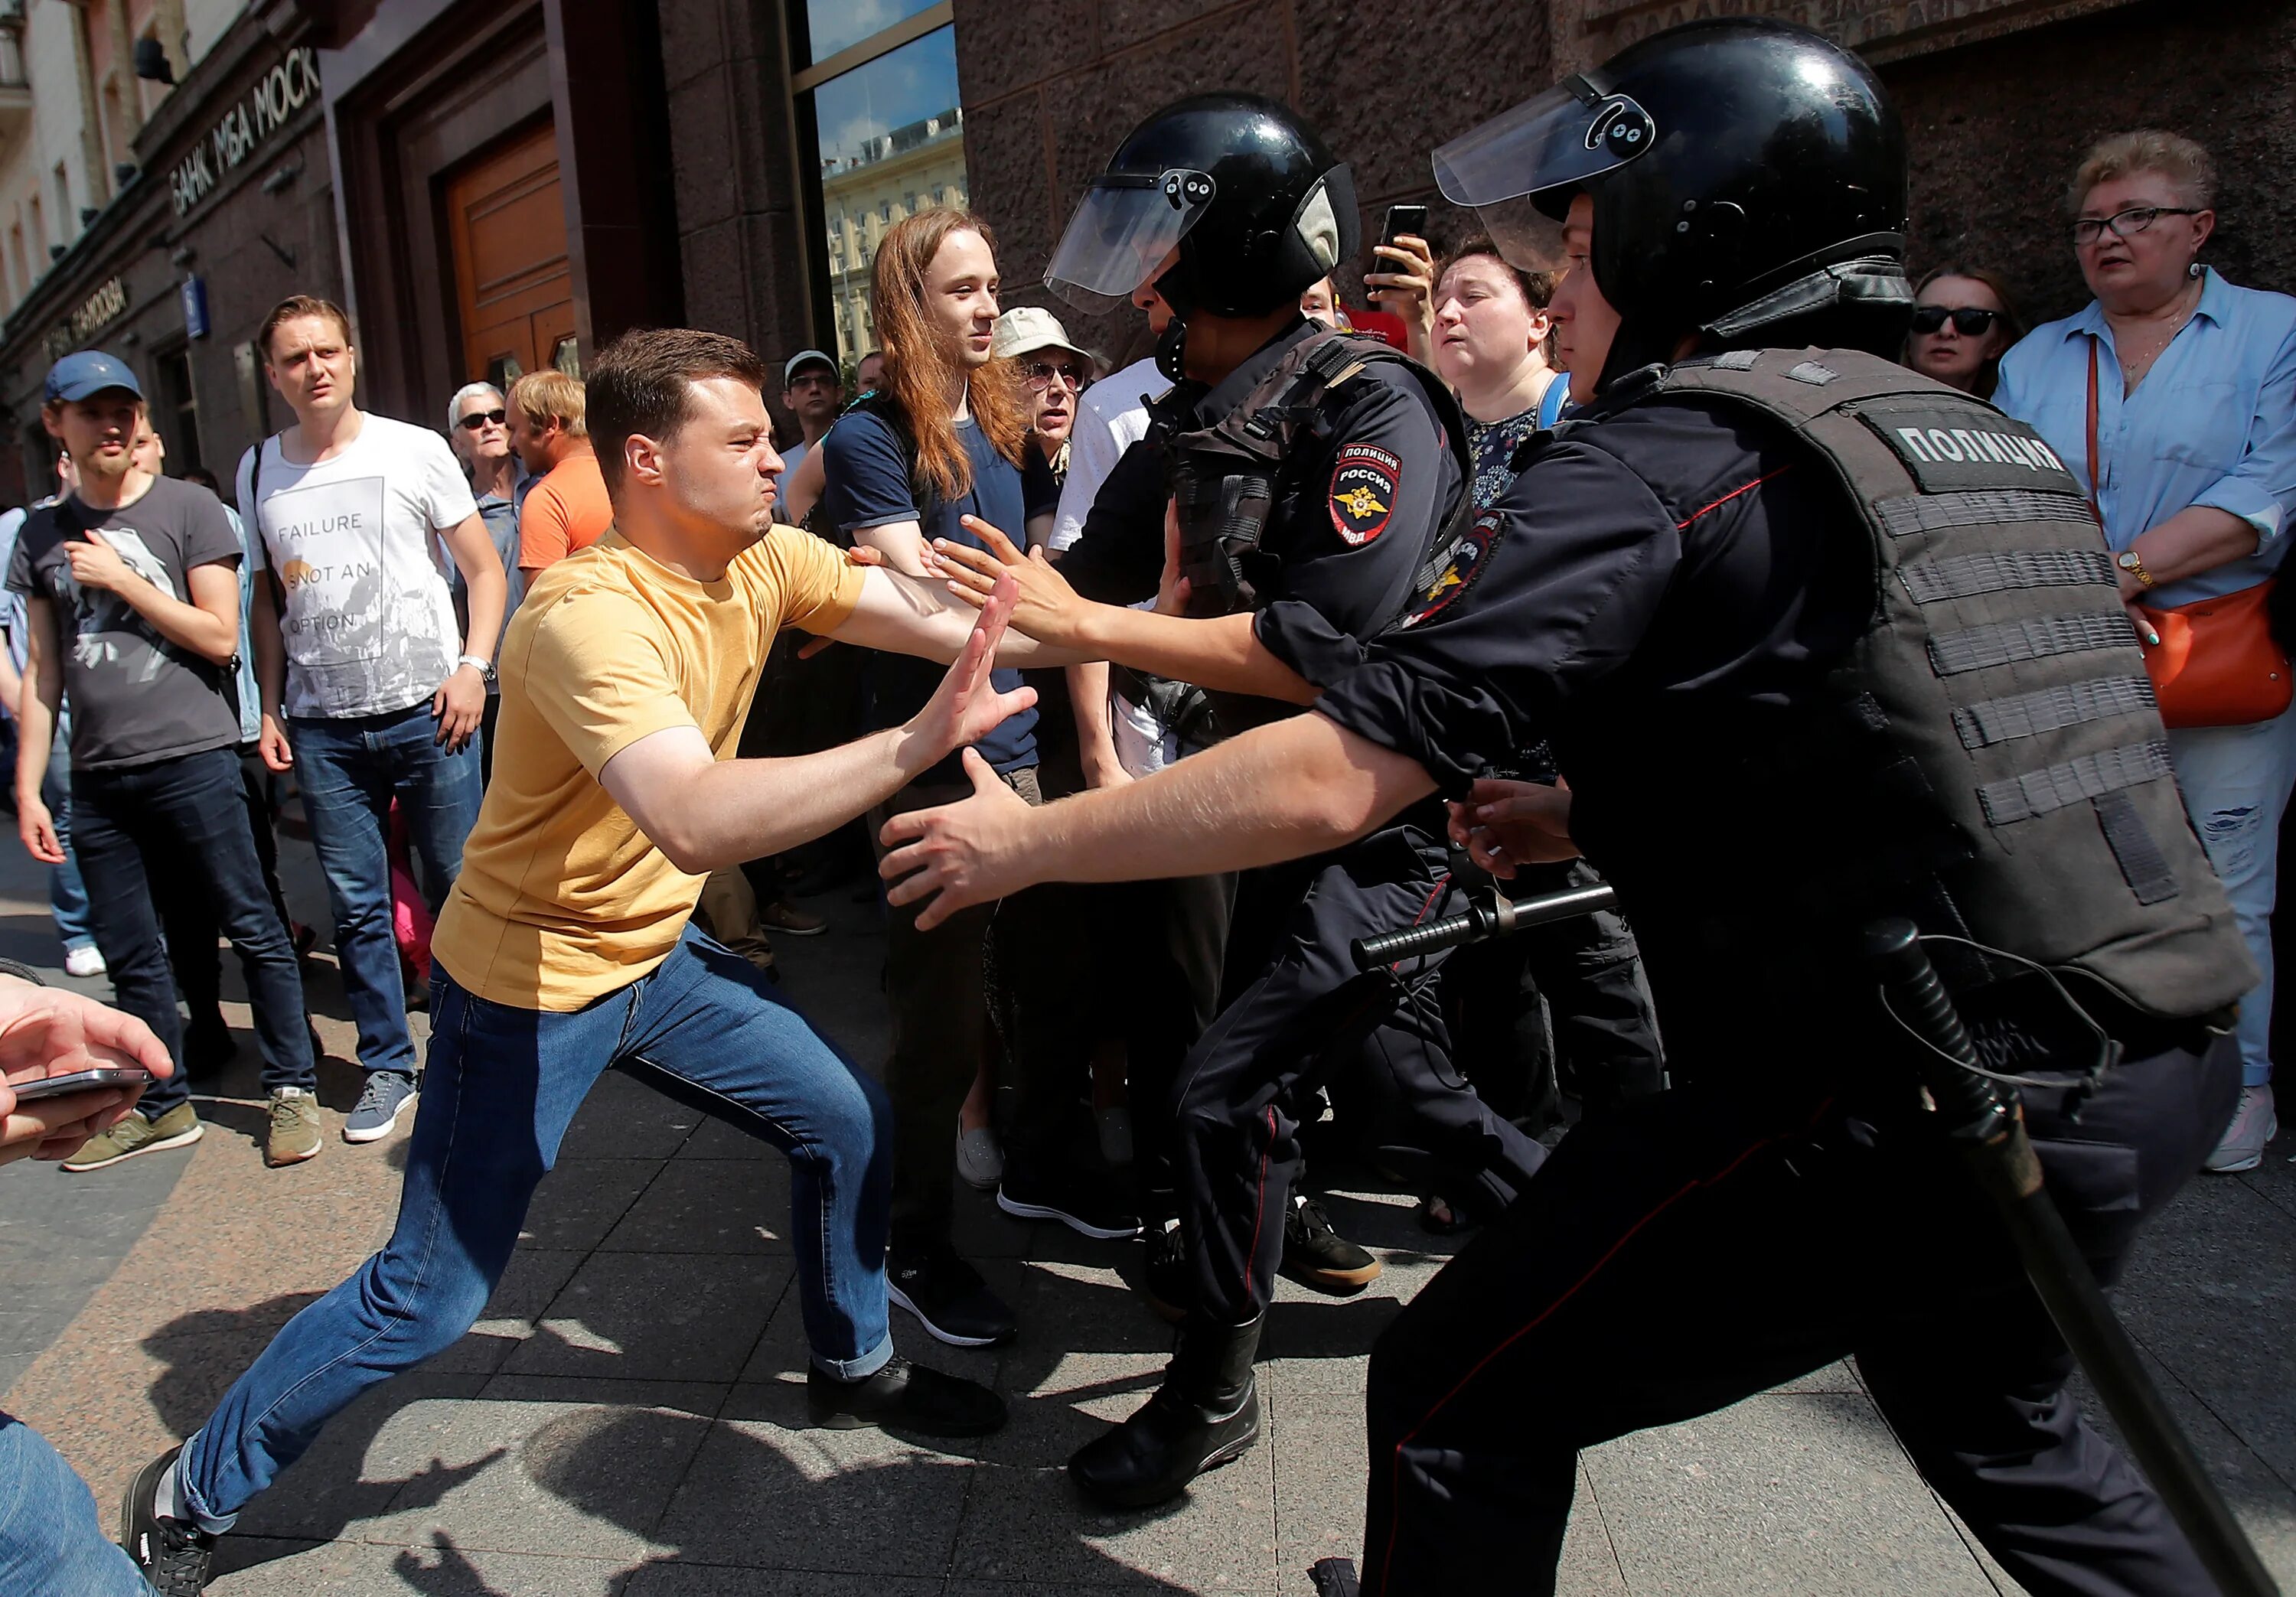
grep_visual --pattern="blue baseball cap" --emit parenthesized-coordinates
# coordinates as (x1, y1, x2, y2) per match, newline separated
(44, 350, 142, 404)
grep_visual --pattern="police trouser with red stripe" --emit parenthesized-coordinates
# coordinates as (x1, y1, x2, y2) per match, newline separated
(1358, 1030, 2242, 1597)
(1174, 819, 1550, 1325)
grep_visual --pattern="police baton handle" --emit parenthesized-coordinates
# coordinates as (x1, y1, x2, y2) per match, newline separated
(1350, 882, 1619, 970)
(1865, 920, 2280, 1597)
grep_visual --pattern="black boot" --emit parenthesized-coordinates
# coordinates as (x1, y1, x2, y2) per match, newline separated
(1068, 1312, 1264, 1507)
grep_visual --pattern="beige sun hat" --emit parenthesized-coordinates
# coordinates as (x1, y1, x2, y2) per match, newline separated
(992, 305, 1093, 363)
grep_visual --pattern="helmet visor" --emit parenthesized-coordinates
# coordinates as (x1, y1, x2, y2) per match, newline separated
(1045, 170, 1218, 312)
(1431, 74, 1655, 207)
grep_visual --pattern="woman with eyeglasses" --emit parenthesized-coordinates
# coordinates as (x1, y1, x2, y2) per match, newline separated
(1997, 129, 2296, 1175)
(991, 306, 1091, 494)
(1902, 266, 2021, 398)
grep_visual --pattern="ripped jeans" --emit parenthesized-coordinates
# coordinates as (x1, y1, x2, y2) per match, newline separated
(2168, 705, 2296, 1086)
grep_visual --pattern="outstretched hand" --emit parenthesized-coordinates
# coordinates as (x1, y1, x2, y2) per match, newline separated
(913, 572, 1038, 763)
(929, 515, 1091, 647)
(1445, 777, 1579, 878)
(877, 748, 1039, 930)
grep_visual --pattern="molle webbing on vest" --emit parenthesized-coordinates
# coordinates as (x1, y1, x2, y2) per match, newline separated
(1900, 548, 2115, 605)
(1953, 676, 2157, 749)
(1875, 488, 2095, 539)
(1927, 612, 2135, 676)
(1652, 347, 2254, 1020)
(1976, 740, 2176, 825)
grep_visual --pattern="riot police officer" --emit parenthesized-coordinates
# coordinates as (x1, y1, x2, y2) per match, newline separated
(925, 91, 1553, 1507)
(883, 20, 2255, 1593)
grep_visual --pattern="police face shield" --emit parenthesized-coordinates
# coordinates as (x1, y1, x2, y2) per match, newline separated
(1045, 169, 1217, 313)
(1431, 77, 1655, 273)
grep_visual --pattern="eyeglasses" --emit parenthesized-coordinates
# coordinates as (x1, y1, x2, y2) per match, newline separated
(456, 407, 507, 431)
(1022, 360, 1085, 392)
(2070, 205, 2202, 247)
(1909, 306, 2001, 337)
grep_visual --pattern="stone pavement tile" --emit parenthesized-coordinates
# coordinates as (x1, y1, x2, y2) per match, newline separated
(1583, 1392, 1999, 1593)
(2067, 1332, 2296, 1586)
(651, 1381, 973, 1574)
(560, 1070, 708, 1162)
(521, 1159, 669, 1251)
(429, 1247, 589, 1375)
(629, 1568, 941, 1595)
(2232, 1142, 2296, 1224)
(944, 1584, 1265, 1596)
(507, 1252, 791, 1382)
(601, 1155, 796, 1254)
(957, 1178, 1040, 1259)
(733, 1252, 1001, 1394)
(949, 1323, 1280, 1592)
(675, 1114, 778, 1160)
(210, 1532, 633, 1594)
(2112, 1175, 2296, 1484)
(231, 1372, 494, 1541)
(357, 1376, 726, 1561)
(1267, 1385, 1366, 1579)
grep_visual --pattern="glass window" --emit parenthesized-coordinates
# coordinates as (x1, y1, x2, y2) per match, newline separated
(803, 21, 968, 367)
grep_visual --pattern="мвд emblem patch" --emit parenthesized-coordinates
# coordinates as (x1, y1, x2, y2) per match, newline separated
(1329, 442, 1400, 546)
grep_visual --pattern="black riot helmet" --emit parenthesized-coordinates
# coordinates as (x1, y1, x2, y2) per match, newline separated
(1046, 93, 1358, 328)
(1432, 19, 1911, 387)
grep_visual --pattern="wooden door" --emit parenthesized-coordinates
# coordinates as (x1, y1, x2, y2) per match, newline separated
(445, 121, 575, 389)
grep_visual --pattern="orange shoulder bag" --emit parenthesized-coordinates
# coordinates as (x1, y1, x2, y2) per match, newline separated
(2089, 338, 2291, 728)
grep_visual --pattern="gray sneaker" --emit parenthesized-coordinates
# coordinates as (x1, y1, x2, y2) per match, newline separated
(344, 1071, 419, 1143)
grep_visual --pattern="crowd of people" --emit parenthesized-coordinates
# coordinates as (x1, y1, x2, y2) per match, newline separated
(1, 16, 2291, 1595)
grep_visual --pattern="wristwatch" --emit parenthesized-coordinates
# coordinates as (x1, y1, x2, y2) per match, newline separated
(2115, 549, 2157, 589)
(457, 653, 497, 687)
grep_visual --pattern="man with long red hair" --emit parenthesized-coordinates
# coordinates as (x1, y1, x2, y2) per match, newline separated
(818, 210, 1137, 1351)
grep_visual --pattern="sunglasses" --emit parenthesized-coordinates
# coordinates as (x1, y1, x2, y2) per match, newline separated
(456, 407, 507, 431)
(1022, 360, 1085, 392)
(1909, 306, 2001, 337)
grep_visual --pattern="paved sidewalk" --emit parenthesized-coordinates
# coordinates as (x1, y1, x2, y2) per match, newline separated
(1, 835, 2293, 1595)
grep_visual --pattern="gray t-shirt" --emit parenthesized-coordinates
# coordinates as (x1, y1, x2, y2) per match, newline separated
(5, 477, 244, 771)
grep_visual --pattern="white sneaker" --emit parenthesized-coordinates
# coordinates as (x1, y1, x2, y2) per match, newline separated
(956, 1122, 1003, 1190)
(2206, 1084, 2278, 1174)
(63, 945, 106, 978)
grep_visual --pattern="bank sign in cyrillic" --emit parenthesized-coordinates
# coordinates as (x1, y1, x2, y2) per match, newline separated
(169, 49, 320, 217)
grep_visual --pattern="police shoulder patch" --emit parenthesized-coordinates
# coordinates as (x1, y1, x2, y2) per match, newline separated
(1401, 508, 1503, 629)
(1329, 442, 1400, 547)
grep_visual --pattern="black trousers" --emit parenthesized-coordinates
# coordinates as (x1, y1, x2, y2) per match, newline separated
(1175, 820, 1549, 1324)
(156, 743, 297, 1033)
(1359, 1029, 2242, 1596)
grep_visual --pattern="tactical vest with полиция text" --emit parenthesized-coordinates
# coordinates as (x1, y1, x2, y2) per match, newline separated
(1643, 347, 2252, 1023)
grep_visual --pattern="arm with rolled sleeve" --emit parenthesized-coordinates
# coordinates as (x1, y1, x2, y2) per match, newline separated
(2190, 317, 2296, 547)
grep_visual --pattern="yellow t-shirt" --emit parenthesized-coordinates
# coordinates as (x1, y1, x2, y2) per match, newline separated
(432, 526, 864, 1009)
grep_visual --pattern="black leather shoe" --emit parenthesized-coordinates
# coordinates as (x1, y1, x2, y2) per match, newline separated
(1068, 1313, 1264, 1508)
(807, 1354, 1007, 1438)
(1280, 1194, 1381, 1294)
(888, 1243, 1016, 1346)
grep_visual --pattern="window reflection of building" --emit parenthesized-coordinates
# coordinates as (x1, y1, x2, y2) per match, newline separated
(820, 105, 966, 368)
(793, 11, 969, 374)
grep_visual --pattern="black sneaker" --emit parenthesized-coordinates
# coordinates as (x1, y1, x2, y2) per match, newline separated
(887, 1244, 1016, 1347)
(1140, 1218, 1189, 1325)
(807, 1354, 1007, 1438)
(1280, 1194, 1381, 1295)
(121, 1446, 214, 1595)
(997, 1159, 1142, 1240)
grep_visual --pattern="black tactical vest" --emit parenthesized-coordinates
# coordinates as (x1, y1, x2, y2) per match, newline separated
(1158, 328, 1473, 741)
(1585, 348, 2252, 1036)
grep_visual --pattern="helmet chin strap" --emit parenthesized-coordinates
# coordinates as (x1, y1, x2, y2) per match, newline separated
(1153, 263, 1198, 383)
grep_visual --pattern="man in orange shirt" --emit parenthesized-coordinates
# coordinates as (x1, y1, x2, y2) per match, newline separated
(509, 369, 612, 572)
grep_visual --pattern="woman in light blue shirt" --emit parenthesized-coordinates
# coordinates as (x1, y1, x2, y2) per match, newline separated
(1998, 129, 2296, 1173)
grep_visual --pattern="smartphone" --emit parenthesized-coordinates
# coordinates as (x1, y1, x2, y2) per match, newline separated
(9, 1066, 152, 1103)
(1380, 204, 1429, 249)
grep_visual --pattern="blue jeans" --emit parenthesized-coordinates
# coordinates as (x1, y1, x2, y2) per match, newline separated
(41, 741, 93, 953)
(290, 705, 482, 1077)
(2167, 705, 2296, 1087)
(71, 747, 317, 1117)
(177, 925, 894, 1526)
(0, 1412, 147, 1594)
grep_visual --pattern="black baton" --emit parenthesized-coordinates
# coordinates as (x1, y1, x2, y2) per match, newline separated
(1866, 919, 2278, 1597)
(1351, 882, 1618, 969)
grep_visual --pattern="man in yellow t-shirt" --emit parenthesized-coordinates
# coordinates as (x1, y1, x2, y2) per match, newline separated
(138, 329, 1081, 1578)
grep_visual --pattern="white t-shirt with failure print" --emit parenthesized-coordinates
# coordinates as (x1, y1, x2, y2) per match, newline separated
(237, 412, 478, 720)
